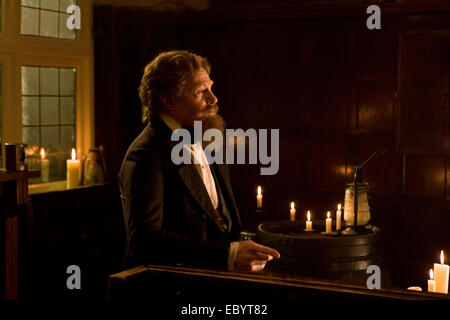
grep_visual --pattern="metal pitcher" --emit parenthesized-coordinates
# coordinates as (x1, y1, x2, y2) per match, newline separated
(81, 147, 107, 185)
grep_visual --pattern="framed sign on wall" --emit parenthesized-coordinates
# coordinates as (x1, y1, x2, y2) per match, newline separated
(397, 32, 450, 155)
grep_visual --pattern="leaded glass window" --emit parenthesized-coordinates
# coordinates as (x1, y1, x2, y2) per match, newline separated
(22, 66, 76, 182)
(21, 0, 77, 40)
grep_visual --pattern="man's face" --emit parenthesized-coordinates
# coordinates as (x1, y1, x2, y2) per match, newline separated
(170, 68, 219, 128)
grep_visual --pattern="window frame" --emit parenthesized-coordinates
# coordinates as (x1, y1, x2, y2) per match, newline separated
(0, 0, 94, 171)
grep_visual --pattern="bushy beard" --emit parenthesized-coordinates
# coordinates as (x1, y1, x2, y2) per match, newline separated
(201, 104, 226, 149)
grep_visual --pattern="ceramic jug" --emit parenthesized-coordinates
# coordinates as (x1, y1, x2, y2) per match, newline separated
(81, 147, 107, 185)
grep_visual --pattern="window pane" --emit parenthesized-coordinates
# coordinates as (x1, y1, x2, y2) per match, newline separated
(40, 97, 59, 125)
(21, 7, 39, 36)
(22, 0, 39, 8)
(41, 126, 59, 153)
(22, 66, 76, 184)
(23, 126, 40, 149)
(40, 10, 58, 38)
(59, 13, 76, 40)
(21, 0, 77, 39)
(59, 68, 75, 95)
(40, 67, 58, 95)
(41, 0, 59, 10)
(22, 66, 39, 95)
(60, 97, 75, 124)
(22, 96, 40, 125)
(60, 0, 76, 12)
(60, 125, 75, 153)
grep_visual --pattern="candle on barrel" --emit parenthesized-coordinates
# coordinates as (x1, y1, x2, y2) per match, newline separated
(325, 211, 332, 234)
(257, 186, 263, 209)
(40, 148, 49, 182)
(66, 148, 80, 189)
(305, 210, 312, 231)
(336, 203, 342, 231)
(428, 269, 436, 293)
(290, 202, 296, 221)
(434, 250, 449, 294)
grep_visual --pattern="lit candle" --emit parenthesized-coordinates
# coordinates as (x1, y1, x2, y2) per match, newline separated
(66, 148, 80, 189)
(434, 250, 449, 294)
(326, 211, 332, 234)
(257, 186, 263, 209)
(336, 203, 342, 231)
(290, 202, 296, 221)
(306, 210, 312, 231)
(428, 269, 436, 293)
(40, 148, 50, 183)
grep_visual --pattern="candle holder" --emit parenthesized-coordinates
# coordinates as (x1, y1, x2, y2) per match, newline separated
(303, 228, 315, 232)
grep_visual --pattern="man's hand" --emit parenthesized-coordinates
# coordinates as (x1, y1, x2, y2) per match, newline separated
(233, 240, 281, 272)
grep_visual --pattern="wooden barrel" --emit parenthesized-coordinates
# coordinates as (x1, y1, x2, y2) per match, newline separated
(256, 220, 383, 286)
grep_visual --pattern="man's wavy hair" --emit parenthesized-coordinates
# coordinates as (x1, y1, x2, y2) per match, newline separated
(139, 50, 211, 125)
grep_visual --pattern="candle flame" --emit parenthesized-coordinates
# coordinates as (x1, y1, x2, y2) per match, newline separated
(430, 268, 434, 280)
(40, 148, 46, 159)
(290, 202, 295, 210)
(338, 203, 341, 211)
(307, 210, 310, 221)
(257, 186, 261, 196)
(71, 148, 76, 160)
(327, 211, 331, 219)
(441, 250, 444, 264)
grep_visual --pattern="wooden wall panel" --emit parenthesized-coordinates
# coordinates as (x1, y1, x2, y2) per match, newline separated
(358, 80, 395, 132)
(263, 75, 309, 128)
(356, 27, 398, 80)
(404, 155, 445, 197)
(402, 201, 445, 263)
(306, 138, 350, 191)
(309, 80, 356, 130)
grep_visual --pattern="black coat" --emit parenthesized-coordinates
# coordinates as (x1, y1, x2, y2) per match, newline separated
(118, 115, 242, 270)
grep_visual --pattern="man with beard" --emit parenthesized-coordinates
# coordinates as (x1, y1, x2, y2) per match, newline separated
(118, 50, 280, 273)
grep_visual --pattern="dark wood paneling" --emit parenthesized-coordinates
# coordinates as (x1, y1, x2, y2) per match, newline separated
(404, 155, 445, 197)
(358, 80, 395, 132)
(309, 80, 356, 130)
(402, 200, 446, 263)
(306, 138, 350, 191)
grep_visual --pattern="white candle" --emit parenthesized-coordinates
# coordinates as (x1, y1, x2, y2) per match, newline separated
(306, 210, 312, 231)
(428, 269, 436, 293)
(67, 148, 80, 189)
(290, 202, 296, 221)
(336, 203, 342, 231)
(434, 250, 449, 294)
(257, 186, 263, 209)
(326, 211, 332, 233)
(40, 148, 49, 183)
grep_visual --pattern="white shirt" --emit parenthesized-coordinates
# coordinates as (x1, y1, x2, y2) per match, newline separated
(159, 113, 240, 271)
